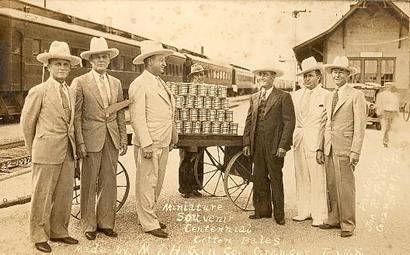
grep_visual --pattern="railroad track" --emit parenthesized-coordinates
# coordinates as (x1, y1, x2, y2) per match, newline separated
(0, 140, 31, 174)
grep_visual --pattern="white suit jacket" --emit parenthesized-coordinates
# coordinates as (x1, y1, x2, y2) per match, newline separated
(128, 70, 178, 148)
(292, 84, 330, 152)
(21, 77, 76, 164)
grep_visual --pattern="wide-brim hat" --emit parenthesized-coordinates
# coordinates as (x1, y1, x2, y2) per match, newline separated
(188, 63, 208, 77)
(133, 40, 174, 65)
(80, 37, 119, 61)
(37, 41, 81, 66)
(252, 67, 284, 78)
(297, 56, 322, 76)
(324, 56, 357, 75)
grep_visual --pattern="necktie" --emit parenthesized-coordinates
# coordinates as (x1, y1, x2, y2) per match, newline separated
(301, 89, 312, 118)
(332, 87, 339, 114)
(59, 83, 71, 123)
(99, 74, 110, 108)
(258, 89, 267, 120)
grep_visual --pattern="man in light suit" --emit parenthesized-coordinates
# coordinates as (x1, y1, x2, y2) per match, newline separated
(129, 40, 178, 238)
(21, 41, 81, 253)
(243, 66, 295, 225)
(317, 56, 366, 238)
(292, 57, 330, 227)
(73, 37, 127, 240)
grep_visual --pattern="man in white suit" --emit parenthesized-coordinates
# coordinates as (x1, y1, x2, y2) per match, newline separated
(292, 57, 330, 227)
(317, 56, 366, 238)
(129, 40, 178, 238)
(73, 37, 128, 240)
(21, 41, 81, 253)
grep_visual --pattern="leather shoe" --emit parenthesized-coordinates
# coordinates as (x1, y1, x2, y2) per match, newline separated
(341, 231, 353, 238)
(146, 228, 168, 238)
(292, 216, 312, 222)
(275, 219, 285, 225)
(191, 190, 203, 197)
(85, 231, 97, 240)
(97, 228, 118, 237)
(50, 236, 78, 244)
(249, 214, 271, 219)
(160, 222, 167, 229)
(181, 193, 191, 198)
(35, 242, 51, 253)
(319, 224, 341, 229)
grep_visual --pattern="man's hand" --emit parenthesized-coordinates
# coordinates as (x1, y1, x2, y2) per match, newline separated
(142, 145, 153, 159)
(77, 144, 88, 159)
(316, 150, 325, 164)
(349, 151, 360, 168)
(275, 148, 287, 158)
(169, 144, 174, 152)
(119, 144, 127, 156)
(243, 146, 251, 157)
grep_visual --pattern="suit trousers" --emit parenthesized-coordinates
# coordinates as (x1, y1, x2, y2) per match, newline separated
(178, 149, 204, 194)
(253, 133, 285, 220)
(30, 147, 74, 243)
(293, 145, 327, 223)
(134, 146, 169, 232)
(80, 134, 118, 232)
(325, 148, 356, 232)
(382, 110, 398, 145)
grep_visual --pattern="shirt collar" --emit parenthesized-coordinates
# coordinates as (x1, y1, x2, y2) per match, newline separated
(92, 69, 107, 80)
(49, 76, 67, 88)
(335, 83, 347, 93)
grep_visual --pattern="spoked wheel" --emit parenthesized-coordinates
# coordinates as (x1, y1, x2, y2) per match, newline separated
(71, 161, 131, 220)
(224, 151, 254, 211)
(403, 103, 410, 121)
(194, 146, 226, 197)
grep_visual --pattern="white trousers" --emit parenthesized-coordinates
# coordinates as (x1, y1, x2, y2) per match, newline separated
(293, 145, 328, 224)
(134, 146, 169, 232)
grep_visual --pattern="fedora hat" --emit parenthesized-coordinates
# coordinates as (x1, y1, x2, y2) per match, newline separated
(324, 56, 357, 75)
(297, 56, 322, 76)
(188, 63, 208, 77)
(37, 41, 81, 66)
(80, 37, 119, 61)
(133, 40, 174, 65)
(253, 67, 284, 78)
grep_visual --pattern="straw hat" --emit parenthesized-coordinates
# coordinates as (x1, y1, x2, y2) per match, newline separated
(252, 67, 284, 78)
(188, 63, 208, 77)
(80, 37, 119, 61)
(297, 56, 322, 76)
(37, 41, 81, 66)
(324, 56, 357, 75)
(133, 40, 174, 65)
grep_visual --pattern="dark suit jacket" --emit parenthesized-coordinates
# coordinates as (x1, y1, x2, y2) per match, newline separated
(243, 88, 296, 157)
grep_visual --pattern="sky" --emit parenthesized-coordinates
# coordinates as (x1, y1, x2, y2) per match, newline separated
(25, 0, 409, 80)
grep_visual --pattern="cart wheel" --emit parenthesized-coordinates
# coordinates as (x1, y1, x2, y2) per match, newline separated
(224, 151, 254, 211)
(71, 161, 130, 220)
(403, 103, 410, 122)
(194, 146, 226, 197)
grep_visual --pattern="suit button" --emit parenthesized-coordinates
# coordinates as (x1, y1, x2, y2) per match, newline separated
(105, 113, 110, 118)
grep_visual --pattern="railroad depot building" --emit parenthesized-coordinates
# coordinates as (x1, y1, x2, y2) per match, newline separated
(293, 0, 409, 104)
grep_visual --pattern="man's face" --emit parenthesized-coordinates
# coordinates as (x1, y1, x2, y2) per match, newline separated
(148, 55, 167, 75)
(89, 53, 110, 73)
(48, 59, 71, 82)
(256, 71, 275, 89)
(303, 70, 320, 90)
(191, 72, 205, 83)
(331, 68, 349, 87)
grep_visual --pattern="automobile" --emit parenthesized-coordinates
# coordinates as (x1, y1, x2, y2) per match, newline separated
(352, 82, 382, 130)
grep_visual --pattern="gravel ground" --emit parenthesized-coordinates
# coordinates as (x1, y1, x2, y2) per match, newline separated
(1, 102, 410, 255)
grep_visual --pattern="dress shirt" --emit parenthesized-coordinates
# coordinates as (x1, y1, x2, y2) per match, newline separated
(92, 69, 111, 105)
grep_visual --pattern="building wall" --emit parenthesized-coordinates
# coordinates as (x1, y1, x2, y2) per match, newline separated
(324, 4, 409, 103)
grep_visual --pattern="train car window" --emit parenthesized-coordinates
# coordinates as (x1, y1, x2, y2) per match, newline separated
(119, 56, 125, 71)
(110, 57, 118, 70)
(32, 39, 41, 56)
(11, 31, 22, 54)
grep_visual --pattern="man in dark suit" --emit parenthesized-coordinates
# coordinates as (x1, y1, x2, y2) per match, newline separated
(243, 67, 295, 225)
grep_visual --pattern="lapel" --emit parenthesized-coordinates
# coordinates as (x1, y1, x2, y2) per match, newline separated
(68, 84, 76, 127)
(154, 76, 171, 106)
(107, 74, 117, 104)
(296, 89, 305, 123)
(252, 92, 260, 119)
(86, 71, 104, 109)
(332, 84, 351, 117)
(45, 79, 68, 123)
(264, 87, 280, 117)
